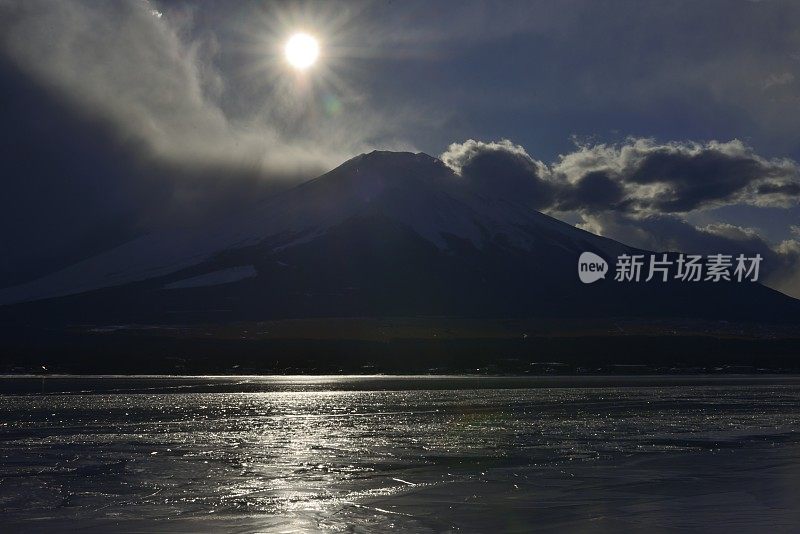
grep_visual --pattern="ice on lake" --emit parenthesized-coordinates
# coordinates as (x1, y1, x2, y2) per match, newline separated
(1, 375, 800, 532)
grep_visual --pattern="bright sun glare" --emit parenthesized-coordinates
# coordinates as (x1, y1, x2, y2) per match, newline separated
(285, 33, 319, 70)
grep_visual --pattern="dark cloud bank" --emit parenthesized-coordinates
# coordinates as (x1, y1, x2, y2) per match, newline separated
(442, 139, 800, 298)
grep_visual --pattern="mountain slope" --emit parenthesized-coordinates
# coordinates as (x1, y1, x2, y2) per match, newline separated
(0, 151, 626, 304)
(1, 151, 798, 324)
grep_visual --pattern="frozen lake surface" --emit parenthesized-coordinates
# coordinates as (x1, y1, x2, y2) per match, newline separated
(1, 375, 800, 532)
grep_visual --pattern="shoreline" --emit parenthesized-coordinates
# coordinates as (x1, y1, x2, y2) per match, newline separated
(4, 374, 800, 396)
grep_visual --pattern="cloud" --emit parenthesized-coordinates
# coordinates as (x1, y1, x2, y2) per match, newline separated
(0, 0, 420, 286)
(0, 0, 399, 174)
(443, 138, 800, 215)
(441, 138, 800, 298)
(552, 139, 800, 214)
(771, 240, 800, 298)
(441, 139, 554, 208)
(763, 72, 795, 90)
(0, 52, 297, 288)
(441, 139, 537, 175)
(549, 138, 800, 297)
(577, 212, 800, 298)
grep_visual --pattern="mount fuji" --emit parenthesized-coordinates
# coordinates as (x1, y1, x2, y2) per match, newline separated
(2, 151, 798, 325)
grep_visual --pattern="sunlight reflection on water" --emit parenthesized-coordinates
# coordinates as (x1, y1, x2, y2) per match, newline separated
(1, 376, 800, 530)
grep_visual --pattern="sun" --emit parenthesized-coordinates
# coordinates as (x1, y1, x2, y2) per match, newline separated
(285, 32, 319, 70)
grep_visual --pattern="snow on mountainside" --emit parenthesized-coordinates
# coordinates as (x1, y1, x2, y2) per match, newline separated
(0, 151, 630, 305)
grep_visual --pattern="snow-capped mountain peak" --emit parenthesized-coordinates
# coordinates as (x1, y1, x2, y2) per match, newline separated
(1, 151, 631, 305)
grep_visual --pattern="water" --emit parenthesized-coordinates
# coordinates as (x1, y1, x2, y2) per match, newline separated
(2, 375, 800, 532)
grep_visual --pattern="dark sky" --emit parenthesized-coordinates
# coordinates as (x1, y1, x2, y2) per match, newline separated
(1, 0, 799, 296)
